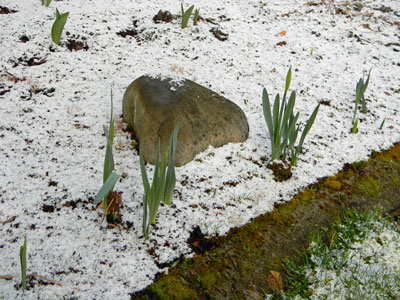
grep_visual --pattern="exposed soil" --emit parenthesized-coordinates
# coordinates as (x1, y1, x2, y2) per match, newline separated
(132, 143, 400, 299)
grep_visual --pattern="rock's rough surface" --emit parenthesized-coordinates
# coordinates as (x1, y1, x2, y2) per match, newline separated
(123, 75, 249, 166)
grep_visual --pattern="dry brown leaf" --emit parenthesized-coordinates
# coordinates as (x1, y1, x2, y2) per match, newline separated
(245, 289, 262, 300)
(267, 270, 283, 294)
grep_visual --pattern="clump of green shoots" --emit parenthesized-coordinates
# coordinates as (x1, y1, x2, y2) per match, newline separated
(352, 68, 371, 133)
(181, 4, 199, 28)
(94, 91, 121, 219)
(51, 8, 69, 45)
(20, 235, 27, 290)
(262, 67, 320, 166)
(41, 0, 51, 7)
(140, 124, 179, 240)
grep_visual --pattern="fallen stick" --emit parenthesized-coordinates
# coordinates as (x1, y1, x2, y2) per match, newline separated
(0, 273, 62, 286)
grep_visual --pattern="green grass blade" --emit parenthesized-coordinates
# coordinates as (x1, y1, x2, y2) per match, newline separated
(363, 68, 371, 93)
(94, 171, 120, 205)
(139, 150, 150, 193)
(20, 235, 27, 290)
(280, 91, 296, 140)
(262, 89, 274, 143)
(273, 94, 282, 153)
(292, 103, 320, 166)
(142, 194, 149, 239)
(51, 10, 69, 45)
(379, 118, 385, 130)
(286, 113, 300, 153)
(109, 90, 114, 146)
(352, 117, 358, 134)
(361, 69, 371, 114)
(149, 141, 162, 224)
(164, 124, 179, 205)
(193, 8, 200, 25)
(103, 125, 115, 183)
(283, 66, 292, 102)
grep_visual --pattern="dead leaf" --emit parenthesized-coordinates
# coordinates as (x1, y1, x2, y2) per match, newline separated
(245, 290, 262, 300)
(279, 30, 287, 36)
(267, 270, 283, 294)
(362, 24, 371, 30)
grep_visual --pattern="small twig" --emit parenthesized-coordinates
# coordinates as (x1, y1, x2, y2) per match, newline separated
(0, 273, 62, 286)
(1, 216, 16, 225)
(28, 273, 62, 286)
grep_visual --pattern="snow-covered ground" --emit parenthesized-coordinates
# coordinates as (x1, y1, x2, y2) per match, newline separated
(0, 0, 399, 298)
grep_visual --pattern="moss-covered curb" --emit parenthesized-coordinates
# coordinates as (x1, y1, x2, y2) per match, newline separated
(131, 143, 400, 300)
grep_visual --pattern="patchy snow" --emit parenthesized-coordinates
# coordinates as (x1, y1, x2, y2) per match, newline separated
(0, 0, 399, 298)
(274, 212, 400, 299)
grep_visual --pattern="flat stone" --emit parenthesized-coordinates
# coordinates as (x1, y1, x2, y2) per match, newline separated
(122, 75, 249, 166)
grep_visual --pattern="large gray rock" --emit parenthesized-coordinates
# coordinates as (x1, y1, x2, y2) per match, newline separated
(122, 75, 249, 166)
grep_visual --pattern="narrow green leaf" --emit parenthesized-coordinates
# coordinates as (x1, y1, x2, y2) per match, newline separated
(283, 66, 292, 101)
(286, 113, 300, 155)
(352, 117, 358, 134)
(181, 5, 194, 29)
(103, 125, 115, 184)
(149, 140, 162, 224)
(51, 10, 69, 45)
(20, 235, 27, 290)
(164, 123, 180, 205)
(379, 118, 385, 130)
(280, 91, 296, 141)
(361, 68, 371, 114)
(262, 89, 274, 143)
(193, 8, 200, 25)
(363, 68, 371, 93)
(273, 94, 281, 152)
(94, 171, 120, 205)
(142, 195, 149, 239)
(109, 90, 114, 146)
(139, 150, 150, 193)
(292, 103, 320, 166)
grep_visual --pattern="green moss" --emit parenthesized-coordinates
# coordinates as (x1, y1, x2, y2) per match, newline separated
(356, 175, 381, 197)
(325, 177, 343, 191)
(149, 276, 195, 300)
(392, 175, 400, 187)
(352, 160, 368, 169)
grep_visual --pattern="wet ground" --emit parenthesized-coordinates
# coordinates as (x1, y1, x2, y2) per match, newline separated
(132, 142, 400, 299)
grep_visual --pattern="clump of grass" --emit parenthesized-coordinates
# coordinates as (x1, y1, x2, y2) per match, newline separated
(140, 123, 180, 240)
(262, 67, 320, 166)
(267, 209, 400, 299)
(181, 4, 199, 28)
(181, 4, 194, 29)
